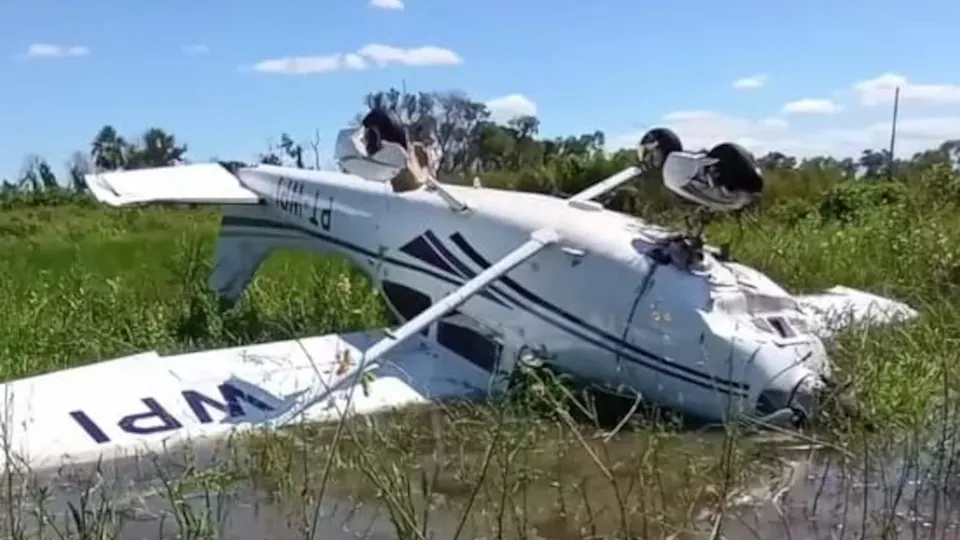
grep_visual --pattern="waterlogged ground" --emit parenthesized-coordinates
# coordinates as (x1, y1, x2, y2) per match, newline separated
(8, 420, 960, 539)
(715, 431, 960, 540)
(7, 438, 465, 540)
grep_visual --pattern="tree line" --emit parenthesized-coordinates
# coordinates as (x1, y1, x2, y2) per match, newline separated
(4, 87, 959, 212)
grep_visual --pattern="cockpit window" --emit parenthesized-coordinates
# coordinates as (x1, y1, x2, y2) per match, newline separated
(381, 280, 431, 335)
(437, 313, 501, 372)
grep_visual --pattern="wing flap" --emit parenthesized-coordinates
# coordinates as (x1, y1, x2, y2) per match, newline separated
(0, 331, 490, 471)
(84, 163, 261, 207)
(796, 285, 920, 338)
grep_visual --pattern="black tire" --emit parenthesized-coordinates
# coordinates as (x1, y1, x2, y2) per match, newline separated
(362, 108, 408, 147)
(639, 127, 684, 168)
(707, 142, 764, 195)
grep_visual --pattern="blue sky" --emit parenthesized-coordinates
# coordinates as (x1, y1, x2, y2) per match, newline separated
(2, 0, 958, 180)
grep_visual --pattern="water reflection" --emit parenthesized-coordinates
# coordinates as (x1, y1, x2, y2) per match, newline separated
(5, 438, 465, 540)
(716, 429, 960, 539)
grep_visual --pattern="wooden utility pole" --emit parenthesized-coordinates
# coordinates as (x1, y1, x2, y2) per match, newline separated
(888, 85, 900, 181)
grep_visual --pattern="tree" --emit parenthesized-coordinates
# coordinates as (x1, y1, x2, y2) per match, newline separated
(908, 139, 960, 172)
(278, 133, 304, 169)
(90, 125, 128, 171)
(90, 125, 187, 171)
(431, 92, 490, 173)
(18, 155, 57, 191)
(258, 149, 282, 165)
(67, 151, 91, 191)
(125, 128, 188, 169)
(363, 88, 439, 143)
(307, 129, 322, 169)
(858, 148, 890, 179)
(757, 151, 797, 171)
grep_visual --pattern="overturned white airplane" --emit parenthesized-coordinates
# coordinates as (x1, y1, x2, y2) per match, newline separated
(0, 114, 918, 470)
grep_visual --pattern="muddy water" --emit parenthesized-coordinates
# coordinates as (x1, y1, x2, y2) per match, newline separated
(3, 438, 465, 540)
(7, 429, 960, 539)
(713, 432, 960, 540)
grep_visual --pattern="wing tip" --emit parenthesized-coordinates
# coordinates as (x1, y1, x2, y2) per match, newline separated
(82, 163, 260, 207)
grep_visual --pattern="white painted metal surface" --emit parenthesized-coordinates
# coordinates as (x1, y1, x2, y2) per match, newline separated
(0, 331, 489, 470)
(86, 162, 261, 206)
(796, 285, 920, 338)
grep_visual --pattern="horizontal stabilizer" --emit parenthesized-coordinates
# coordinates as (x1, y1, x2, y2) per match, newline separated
(796, 285, 920, 338)
(84, 163, 261, 206)
(0, 331, 490, 471)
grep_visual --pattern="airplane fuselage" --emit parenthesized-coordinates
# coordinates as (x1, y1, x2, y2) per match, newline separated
(217, 165, 833, 424)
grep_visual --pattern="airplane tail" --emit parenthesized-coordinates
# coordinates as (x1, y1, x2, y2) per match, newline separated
(84, 163, 313, 305)
(796, 285, 920, 338)
(85, 163, 282, 304)
(210, 204, 315, 306)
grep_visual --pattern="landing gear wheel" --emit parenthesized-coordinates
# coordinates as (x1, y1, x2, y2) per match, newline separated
(638, 127, 684, 169)
(705, 142, 764, 196)
(789, 406, 811, 429)
(361, 108, 409, 155)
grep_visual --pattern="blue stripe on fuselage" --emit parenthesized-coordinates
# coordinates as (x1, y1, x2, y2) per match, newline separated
(218, 216, 747, 396)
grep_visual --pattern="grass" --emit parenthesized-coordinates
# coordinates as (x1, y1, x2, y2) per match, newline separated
(2, 168, 960, 539)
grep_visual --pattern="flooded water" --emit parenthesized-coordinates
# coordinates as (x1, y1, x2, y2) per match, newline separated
(3, 438, 465, 540)
(712, 431, 960, 540)
(6, 422, 960, 539)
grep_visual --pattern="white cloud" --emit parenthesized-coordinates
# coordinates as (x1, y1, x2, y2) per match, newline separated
(342, 53, 367, 70)
(733, 74, 767, 90)
(817, 117, 960, 154)
(24, 43, 89, 59)
(609, 109, 956, 160)
(253, 55, 344, 74)
(371, 0, 404, 9)
(853, 72, 960, 106)
(647, 110, 790, 152)
(782, 98, 842, 115)
(760, 117, 789, 129)
(251, 43, 461, 74)
(356, 44, 460, 67)
(485, 94, 538, 123)
(182, 44, 209, 54)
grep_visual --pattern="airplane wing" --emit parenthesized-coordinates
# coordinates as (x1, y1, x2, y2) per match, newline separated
(0, 330, 492, 471)
(2, 228, 561, 470)
(84, 163, 261, 206)
(795, 285, 920, 339)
